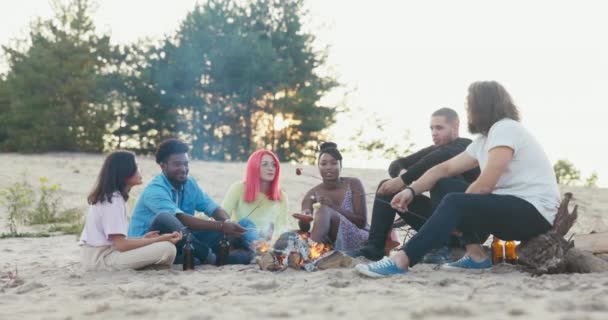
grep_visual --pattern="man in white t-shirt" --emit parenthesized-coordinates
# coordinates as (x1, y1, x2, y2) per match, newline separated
(356, 81, 560, 277)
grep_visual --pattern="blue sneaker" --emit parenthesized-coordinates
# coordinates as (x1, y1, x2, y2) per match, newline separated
(355, 257, 408, 278)
(442, 255, 492, 270)
(421, 246, 452, 264)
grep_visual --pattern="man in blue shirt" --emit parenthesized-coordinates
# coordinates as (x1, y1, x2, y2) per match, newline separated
(128, 139, 247, 264)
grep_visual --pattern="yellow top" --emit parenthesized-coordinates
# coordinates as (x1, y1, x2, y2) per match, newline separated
(221, 182, 290, 241)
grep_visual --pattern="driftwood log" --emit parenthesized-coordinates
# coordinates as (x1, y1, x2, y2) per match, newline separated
(573, 232, 608, 253)
(517, 193, 608, 274)
(315, 251, 353, 270)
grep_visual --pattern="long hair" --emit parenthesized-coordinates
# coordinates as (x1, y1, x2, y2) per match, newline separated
(87, 151, 138, 205)
(244, 149, 282, 202)
(467, 81, 521, 136)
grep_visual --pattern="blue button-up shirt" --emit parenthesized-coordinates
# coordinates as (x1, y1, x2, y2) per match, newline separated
(128, 174, 220, 237)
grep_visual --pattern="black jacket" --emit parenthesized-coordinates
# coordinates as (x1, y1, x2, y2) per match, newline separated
(388, 137, 480, 184)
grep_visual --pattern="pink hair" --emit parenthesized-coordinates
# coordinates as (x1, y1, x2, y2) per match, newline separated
(244, 149, 282, 202)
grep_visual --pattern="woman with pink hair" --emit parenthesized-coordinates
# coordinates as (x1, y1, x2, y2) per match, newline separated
(222, 149, 289, 247)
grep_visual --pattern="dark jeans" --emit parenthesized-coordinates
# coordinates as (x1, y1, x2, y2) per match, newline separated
(366, 177, 468, 251)
(403, 181, 552, 266)
(149, 212, 222, 263)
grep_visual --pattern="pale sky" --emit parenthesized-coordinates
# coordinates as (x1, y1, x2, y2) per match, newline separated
(1, 0, 607, 186)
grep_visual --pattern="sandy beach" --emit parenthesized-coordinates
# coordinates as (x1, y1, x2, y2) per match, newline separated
(1, 153, 608, 320)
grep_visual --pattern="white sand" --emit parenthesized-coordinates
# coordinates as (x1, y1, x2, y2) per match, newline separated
(1, 153, 607, 319)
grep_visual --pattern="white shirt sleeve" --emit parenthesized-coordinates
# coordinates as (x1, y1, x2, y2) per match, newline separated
(465, 138, 480, 159)
(486, 119, 521, 155)
(101, 197, 129, 239)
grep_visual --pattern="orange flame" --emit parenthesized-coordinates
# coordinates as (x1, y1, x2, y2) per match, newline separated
(309, 242, 331, 260)
(254, 241, 271, 253)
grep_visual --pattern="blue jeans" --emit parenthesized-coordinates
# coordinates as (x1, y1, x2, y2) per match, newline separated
(148, 213, 221, 263)
(402, 178, 552, 267)
(231, 218, 259, 250)
(366, 177, 467, 252)
(148, 213, 257, 264)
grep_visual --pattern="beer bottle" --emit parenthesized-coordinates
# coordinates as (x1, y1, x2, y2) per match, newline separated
(491, 236, 504, 265)
(183, 232, 195, 271)
(505, 240, 518, 264)
(216, 235, 230, 266)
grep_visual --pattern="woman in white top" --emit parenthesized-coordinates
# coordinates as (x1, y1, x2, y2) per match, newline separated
(357, 81, 560, 277)
(80, 151, 182, 271)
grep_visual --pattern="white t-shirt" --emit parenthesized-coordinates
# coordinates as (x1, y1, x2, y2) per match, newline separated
(79, 192, 129, 246)
(465, 119, 560, 224)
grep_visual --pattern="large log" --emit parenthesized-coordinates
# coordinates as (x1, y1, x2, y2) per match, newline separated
(565, 248, 608, 273)
(573, 232, 608, 253)
(517, 193, 608, 274)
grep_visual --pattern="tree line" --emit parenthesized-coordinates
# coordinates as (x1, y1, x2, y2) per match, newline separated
(0, 0, 338, 162)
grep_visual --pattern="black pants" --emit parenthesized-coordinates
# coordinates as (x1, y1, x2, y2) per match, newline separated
(403, 179, 552, 266)
(366, 177, 468, 251)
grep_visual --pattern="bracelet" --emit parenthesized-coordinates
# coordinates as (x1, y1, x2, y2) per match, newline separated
(405, 186, 416, 198)
(218, 221, 225, 232)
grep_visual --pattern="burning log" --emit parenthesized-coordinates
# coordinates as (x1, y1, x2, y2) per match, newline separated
(288, 252, 304, 269)
(258, 253, 284, 272)
(256, 231, 344, 272)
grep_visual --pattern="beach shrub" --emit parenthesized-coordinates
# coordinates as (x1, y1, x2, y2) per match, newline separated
(0, 177, 83, 237)
(554, 159, 581, 186)
(554, 159, 600, 187)
(48, 207, 85, 236)
(29, 177, 62, 225)
(585, 171, 599, 188)
(0, 181, 34, 235)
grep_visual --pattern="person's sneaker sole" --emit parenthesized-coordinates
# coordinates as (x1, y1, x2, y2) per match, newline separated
(440, 264, 491, 273)
(355, 264, 386, 278)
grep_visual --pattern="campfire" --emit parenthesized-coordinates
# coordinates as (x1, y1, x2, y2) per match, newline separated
(255, 231, 350, 272)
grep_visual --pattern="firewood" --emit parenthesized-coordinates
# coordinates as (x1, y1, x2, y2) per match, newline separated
(315, 251, 353, 270)
(517, 193, 608, 274)
(258, 252, 282, 271)
(287, 252, 304, 269)
(552, 192, 578, 237)
(517, 230, 572, 274)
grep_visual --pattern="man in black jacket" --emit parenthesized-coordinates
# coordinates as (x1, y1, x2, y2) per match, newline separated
(352, 108, 480, 261)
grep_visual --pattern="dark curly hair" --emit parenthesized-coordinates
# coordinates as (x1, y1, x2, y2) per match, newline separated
(318, 142, 343, 166)
(155, 138, 189, 164)
(467, 81, 520, 136)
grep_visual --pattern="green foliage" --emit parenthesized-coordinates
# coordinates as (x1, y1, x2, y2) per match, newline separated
(48, 207, 85, 235)
(345, 115, 414, 160)
(29, 177, 63, 225)
(585, 171, 599, 188)
(107, 0, 339, 161)
(0, 176, 83, 237)
(1, 0, 339, 161)
(0, 232, 51, 239)
(0, 180, 34, 235)
(553, 159, 600, 187)
(0, 0, 118, 152)
(48, 222, 83, 235)
(553, 159, 581, 186)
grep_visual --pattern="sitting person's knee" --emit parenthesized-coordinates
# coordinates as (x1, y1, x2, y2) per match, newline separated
(150, 212, 183, 231)
(152, 212, 175, 221)
(376, 179, 390, 191)
(433, 177, 455, 191)
(438, 193, 468, 209)
(315, 205, 339, 222)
